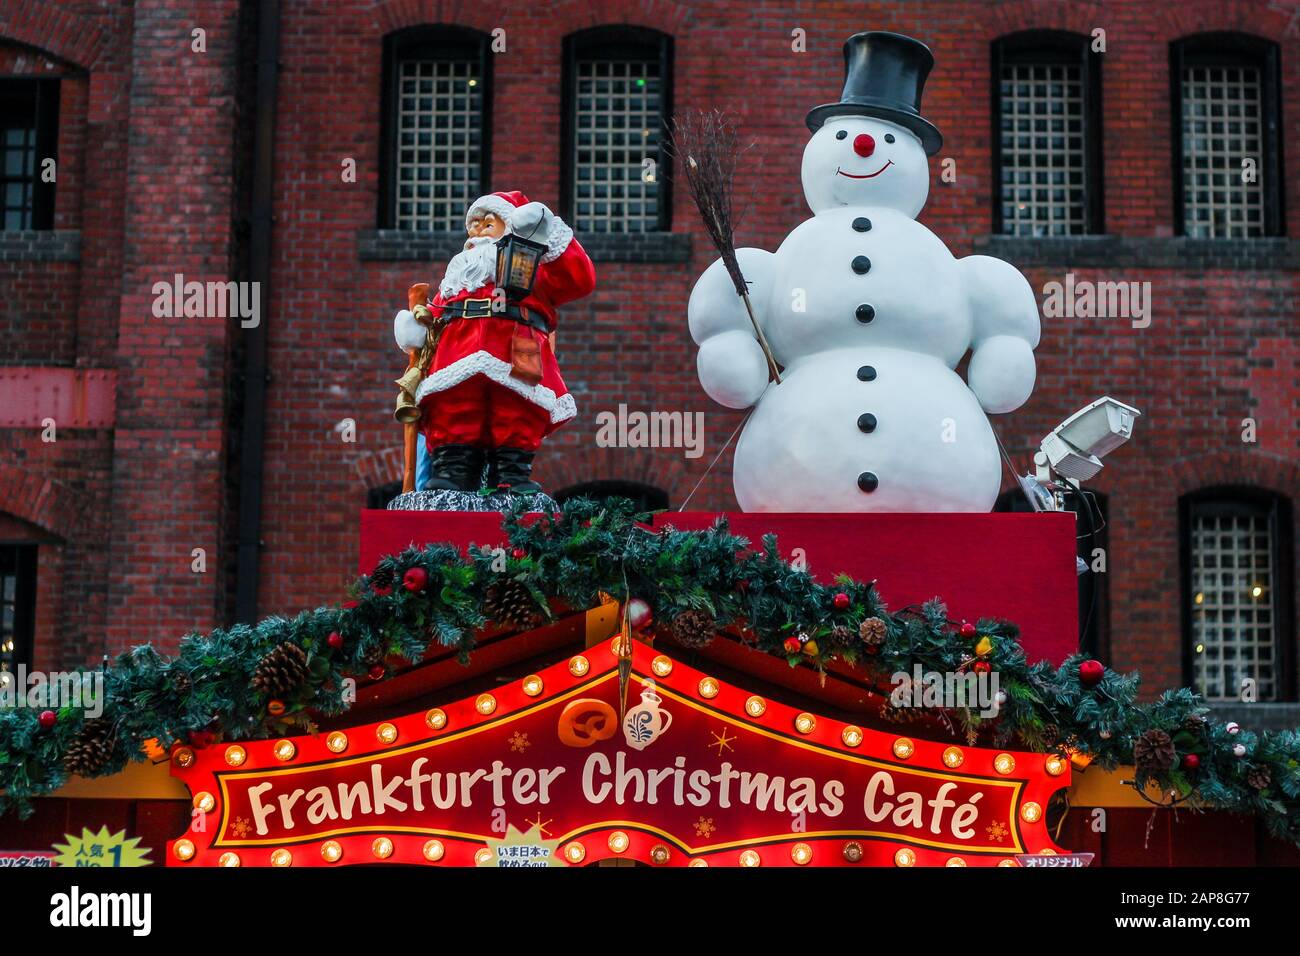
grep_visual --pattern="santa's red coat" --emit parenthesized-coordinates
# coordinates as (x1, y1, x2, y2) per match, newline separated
(413, 237, 595, 440)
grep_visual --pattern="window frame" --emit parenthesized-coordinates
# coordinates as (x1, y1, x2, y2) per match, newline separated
(560, 25, 674, 234)
(1170, 32, 1285, 238)
(0, 77, 59, 231)
(378, 25, 493, 231)
(1179, 487, 1295, 702)
(990, 30, 1104, 236)
(0, 543, 37, 673)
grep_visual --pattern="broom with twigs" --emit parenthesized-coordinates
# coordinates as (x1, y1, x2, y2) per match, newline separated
(668, 109, 781, 383)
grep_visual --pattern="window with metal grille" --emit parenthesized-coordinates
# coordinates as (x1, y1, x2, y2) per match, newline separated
(0, 79, 59, 231)
(563, 28, 673, 234)
(992, 33, 1101, 236)
(1172, 34, 1283, 237)
(380, 27, 490, 231)
(0, 544, 36, 684)
(1183, 491, 1294, 702)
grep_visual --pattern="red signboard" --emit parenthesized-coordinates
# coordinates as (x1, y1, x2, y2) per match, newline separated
(168, 640, 1070, 867)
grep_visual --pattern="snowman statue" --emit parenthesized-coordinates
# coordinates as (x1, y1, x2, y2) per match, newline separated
(688, 32, 1040, 512)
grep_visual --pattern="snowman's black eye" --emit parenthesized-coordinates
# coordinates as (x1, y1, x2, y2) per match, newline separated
(835, 130, 847, 140)
(884, 133, 895, 144)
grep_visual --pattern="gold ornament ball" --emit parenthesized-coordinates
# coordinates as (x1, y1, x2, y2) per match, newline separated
(522, 674, 543, 697)
(425, 708, 447, 731)
(790, 842, 813, 865)
(273, 739, 296, 762)
(270, 848, 292, 867)
(651, 655, 673, 677)
(217, 851, 240, 867)
(843, 841, 864, 863)
(192, 791, 216, 814)
(994, 753, 1016, 775)
(745, 695, 767, 717)
(563, 842, 586, 864)
(423, 840, 445, 862)
(794, 712, 816, 735)
(475, 693, 497, 716)
(739, 849, 761, 867)
(698, 677, 719, 699)
(841, 725, 863, 747)
(1021, 802, 1043, 823)
(326, 731, 348, 753)
(376, 722, 399, 744)
(942, 746, 964, 769)
(894, 847, 916, 867)
(372, 837, 394, 860)
(568, 655, 590, 677)
(650, 844, 670, 865)
(173, 839, 196, 862)
(893, 737, 915, 759)
(608, 831, 630, 853)
(321, 841, 343, 863)
(224, 745, 247, 767)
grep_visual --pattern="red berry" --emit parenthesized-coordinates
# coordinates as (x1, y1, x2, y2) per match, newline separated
(1182, 753, 1201, 771)
(783, 637, 802, 654)
(511, 548, 526, 559)
(374, 586, 392, 597)
(327, 631, 344, 650)
(38, 710, 57, 729)
(959, 622, 977, 639)
(973, 660, 992, 674)
(833, 592, 850, 610)
(403, 567, 429, 592)
(1078, 659, 1105, 687)
(368, 665, 386, 681)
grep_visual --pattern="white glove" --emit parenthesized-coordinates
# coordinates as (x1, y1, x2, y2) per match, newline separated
(394, 309, 426, 350)
(511, 201, 552, 242)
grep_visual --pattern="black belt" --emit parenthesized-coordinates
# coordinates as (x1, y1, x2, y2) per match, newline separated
(437, 297, 552, 334)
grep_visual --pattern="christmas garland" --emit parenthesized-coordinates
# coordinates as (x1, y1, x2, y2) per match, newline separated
(1, 496, 1298, 845)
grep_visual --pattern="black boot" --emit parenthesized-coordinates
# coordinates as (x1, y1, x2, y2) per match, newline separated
(490, 447, 543, 495)
(426, 444, 486, 492)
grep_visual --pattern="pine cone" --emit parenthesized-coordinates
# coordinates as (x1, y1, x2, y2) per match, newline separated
(484, 580, 543, 630)
(669, 609, 716, 649)
(1181, 714, 1206, 734)
(831, 624, 851, 643)
(1133, 729, 1176, 775)
(171, 668, 192, 700)
(251, 642, 309, 698)
(1041, 722, 1061, 747)
(64, 718, 116, 777)
(370, 565, 395, 590)
(859, 617, 887, 646)
(1247, 765, 1272, 791)
(361, 642, 388, 668)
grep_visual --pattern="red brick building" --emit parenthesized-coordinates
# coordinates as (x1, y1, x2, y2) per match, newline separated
(1, 0, 1296, 727)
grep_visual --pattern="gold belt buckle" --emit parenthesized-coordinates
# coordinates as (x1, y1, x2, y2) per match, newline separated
(464, 297, 492, 318)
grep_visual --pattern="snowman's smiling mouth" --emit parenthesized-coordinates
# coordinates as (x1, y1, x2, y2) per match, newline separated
(836, 160, 894, 179)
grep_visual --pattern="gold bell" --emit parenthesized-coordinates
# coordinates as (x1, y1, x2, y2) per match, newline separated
(395, 389, 420, 424)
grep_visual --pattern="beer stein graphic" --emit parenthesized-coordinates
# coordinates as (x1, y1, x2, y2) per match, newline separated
(623, 680, 672, 750)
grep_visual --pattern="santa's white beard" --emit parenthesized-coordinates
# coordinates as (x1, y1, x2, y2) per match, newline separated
(440, 236, 498, 298)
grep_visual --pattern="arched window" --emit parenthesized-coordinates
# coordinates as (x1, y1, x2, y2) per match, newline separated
(994, 487, 1108, 659)
(0, 76, 59, 230)
(554, 480, 669, 513)
(1181, 488, 1294, 701)
(380, 26, 492, 231)
(991, 31, 1103, 236)
(0, 542, 37, 675)
(1171, 33, 1283, 237)
(561, 26, 673, 234)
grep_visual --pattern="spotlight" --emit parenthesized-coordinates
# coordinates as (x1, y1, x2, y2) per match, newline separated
(1039, 397, 1141, 482)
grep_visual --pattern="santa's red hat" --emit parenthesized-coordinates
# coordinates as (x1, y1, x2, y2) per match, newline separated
(465, 191, 528, 231)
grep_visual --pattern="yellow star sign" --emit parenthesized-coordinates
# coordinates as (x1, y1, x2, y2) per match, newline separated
(480, 824, 566, 867)
(710, 725, 736, 756)
(51, 826, 152, 868)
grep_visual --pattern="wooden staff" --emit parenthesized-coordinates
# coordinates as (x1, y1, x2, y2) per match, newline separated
(400, 282, 431, 493)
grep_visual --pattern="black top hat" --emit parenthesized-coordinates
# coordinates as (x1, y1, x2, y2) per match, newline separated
(806, 32, 943, 155)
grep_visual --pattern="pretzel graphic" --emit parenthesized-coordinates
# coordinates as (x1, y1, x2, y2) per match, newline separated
(557, 698, 618, 748)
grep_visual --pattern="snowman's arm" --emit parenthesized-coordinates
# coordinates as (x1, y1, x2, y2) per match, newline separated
(688, 248, 776, 409)
(959, 255, 1041, 414)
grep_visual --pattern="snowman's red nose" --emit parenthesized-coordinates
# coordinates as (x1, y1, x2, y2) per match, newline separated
(853, 133, 876, 157)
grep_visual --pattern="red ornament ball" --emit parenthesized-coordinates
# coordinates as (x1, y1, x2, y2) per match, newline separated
(267, 699, 286, 717)
(403, 567, 429, 592)
(368, 665, 386, 681)
(327, 631, 344, 650)
(511, 547, 527, 560)
(1182, 753, 1201, 771)
(38, 709, 57, 729)
(1078, 659, 1105, 687)
(783, 637, 802, 654)
(959, 622, 977, 639)
(373, 586, 392, 597)
(832, 592, 851, 610)
(626, 598, 653, 631)
(973, 660, 992, 674)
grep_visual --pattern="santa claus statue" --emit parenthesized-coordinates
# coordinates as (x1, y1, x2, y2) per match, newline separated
(394, 191, 595, 495)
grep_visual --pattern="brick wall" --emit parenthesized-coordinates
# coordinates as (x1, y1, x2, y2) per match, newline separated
(1, 1, 1296, 701)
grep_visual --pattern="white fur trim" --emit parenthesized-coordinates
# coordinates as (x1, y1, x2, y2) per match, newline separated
(465, 194, 517, 231)
(394, 309, 427, 350)
(413, 350, 577, 425)
(542, 214, 574, 263)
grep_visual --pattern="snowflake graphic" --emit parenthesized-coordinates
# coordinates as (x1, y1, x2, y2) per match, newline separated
(986, 821, 1008, 842)
(232, 817, 251, 838)
(694, 816, 715, 838)
(509, 731, 530, 754)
